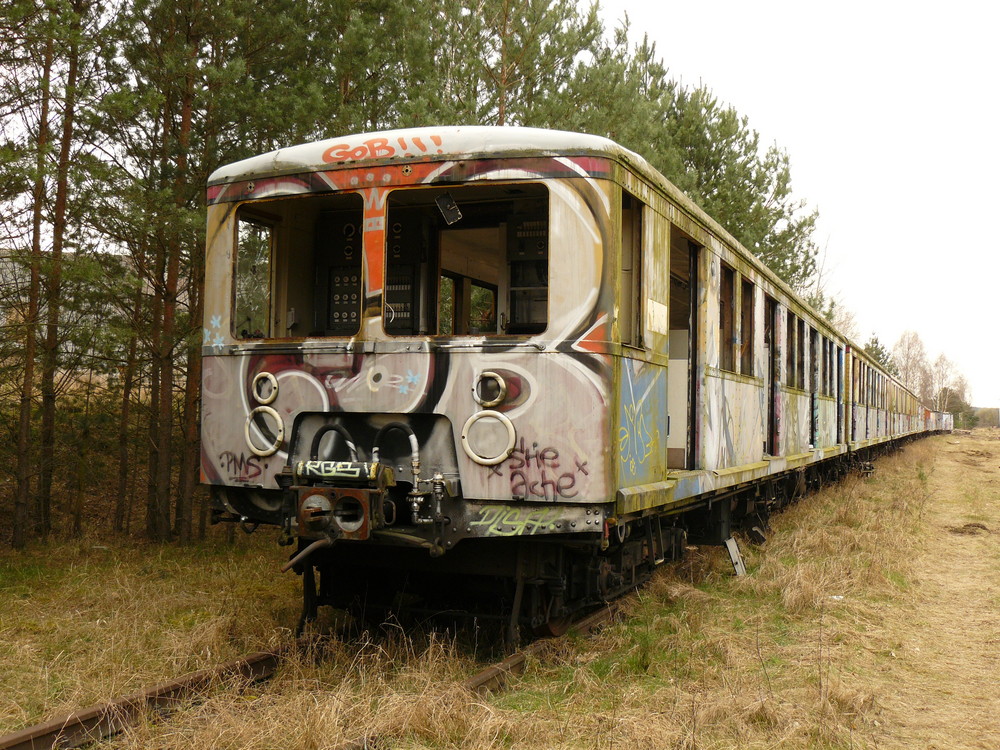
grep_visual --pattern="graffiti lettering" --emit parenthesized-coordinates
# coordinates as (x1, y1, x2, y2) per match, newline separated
(322, 135, 444, 164)
(494, 437, 584, 500)
(508, 439, 559, 471)
(296, 460, 374, 480)
(619, 403, 655, 476)
(616, 362, 662, 478)
(469, 506, 560, 537)
(510, 469, 577, 501)
(220, 451, 262, 482)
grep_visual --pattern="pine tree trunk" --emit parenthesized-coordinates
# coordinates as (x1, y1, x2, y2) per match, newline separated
(155, 264, 178, 541)
(72, 368, 93, 536)
(146, 286, 164, 539)
(13, 36, 53, 549)
(114, 286, 142, 533)
(176, 270, 202, 543)
(170, 44, 197, 543)
(146, 88, 172, 542)
(39, 1, 82, 538)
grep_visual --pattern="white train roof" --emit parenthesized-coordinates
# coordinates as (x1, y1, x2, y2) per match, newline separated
(208, 126, 654, 185)
(207, 126, 922, 395)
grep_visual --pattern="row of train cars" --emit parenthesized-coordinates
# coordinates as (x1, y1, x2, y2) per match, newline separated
(200, 126, 952, 635)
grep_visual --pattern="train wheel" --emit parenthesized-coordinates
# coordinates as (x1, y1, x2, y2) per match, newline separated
(533, 615, 572, 638)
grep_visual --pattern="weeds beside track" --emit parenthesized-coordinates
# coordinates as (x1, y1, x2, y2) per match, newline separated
(5, 434, 998, 748)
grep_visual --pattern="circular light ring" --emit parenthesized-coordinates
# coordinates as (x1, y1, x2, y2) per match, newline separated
(460, 410, 516, 466)
(251, 371, 278, 405)
(473, 371, 507, 407)
(245, 405, 284, 457)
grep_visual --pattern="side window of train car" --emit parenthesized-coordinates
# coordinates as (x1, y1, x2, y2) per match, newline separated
(785, 311, 797, 388)
(719, 263, 736, 371)
(796, 318, 806, 390)
(384, 183, 548, 336)
(620, 191, 645, 348)
(808, 328, 816, 391)
(234, 215, 273, 338)
(827, 339, 835, 396)
(740, 278, 754, 376)
(823, 339, 830, 396)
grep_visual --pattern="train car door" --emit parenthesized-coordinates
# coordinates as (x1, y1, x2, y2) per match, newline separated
(763, 294, 778, 454)
(667, 228, 699, 470)
(836, 345, 844, 444)
(809, 327, 819, 448)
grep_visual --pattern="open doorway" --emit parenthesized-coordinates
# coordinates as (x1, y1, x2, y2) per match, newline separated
(668, 227, 699, 470)
(763, 294, 779, 455)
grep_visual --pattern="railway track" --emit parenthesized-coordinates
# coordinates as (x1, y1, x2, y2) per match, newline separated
(0, 605, 617, 750)
(0, 652, 279, 750)
(333, 603, 619, 750)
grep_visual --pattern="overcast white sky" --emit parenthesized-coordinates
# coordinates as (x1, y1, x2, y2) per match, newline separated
(593, 0, 1000, 408)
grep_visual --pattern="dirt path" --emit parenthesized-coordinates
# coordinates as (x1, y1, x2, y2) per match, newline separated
(877, 432, 1000, 748)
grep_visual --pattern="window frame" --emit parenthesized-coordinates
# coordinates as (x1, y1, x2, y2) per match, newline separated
(232, 211, 276, 340)
(719, 262, 736, 372)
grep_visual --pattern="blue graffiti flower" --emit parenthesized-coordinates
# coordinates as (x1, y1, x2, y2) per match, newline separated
(210, 314, 222, 329)
(405, 370, 420, 385)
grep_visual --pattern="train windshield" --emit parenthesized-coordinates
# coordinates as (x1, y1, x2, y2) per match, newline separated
(384, 183, 548, 337)
(234, 191, 365, 339)
(230, 182, 548, 340)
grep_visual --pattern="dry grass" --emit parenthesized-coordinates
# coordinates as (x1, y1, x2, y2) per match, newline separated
(0, 529, 300, 733)
(8, 433, 998, 749)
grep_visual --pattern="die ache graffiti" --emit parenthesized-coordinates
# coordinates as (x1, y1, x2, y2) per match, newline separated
(322, 134, 446, 164)
(489, 436, 589, 502)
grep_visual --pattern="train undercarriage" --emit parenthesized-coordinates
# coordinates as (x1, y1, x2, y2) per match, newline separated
(254, 439, 911, 643)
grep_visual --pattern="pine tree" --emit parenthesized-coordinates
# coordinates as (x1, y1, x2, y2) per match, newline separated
(864, 334, 898, 376)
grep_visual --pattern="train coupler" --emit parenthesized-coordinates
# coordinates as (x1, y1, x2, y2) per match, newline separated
(289, 460, 396, 542)
(294, 486, 385, 541)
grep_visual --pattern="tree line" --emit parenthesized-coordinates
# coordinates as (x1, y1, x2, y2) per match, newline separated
(0, 0, 966, 547)
(881, 331, 978, 429)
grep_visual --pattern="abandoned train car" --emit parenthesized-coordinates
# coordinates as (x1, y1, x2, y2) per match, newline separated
(200, 126, 950, 632)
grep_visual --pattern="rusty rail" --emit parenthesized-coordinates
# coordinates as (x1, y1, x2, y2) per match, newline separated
(0, 651, 279, 750)
(463, 604, 617, 694)
(335, 604, 618, 750)
(1, 606, 617, 750)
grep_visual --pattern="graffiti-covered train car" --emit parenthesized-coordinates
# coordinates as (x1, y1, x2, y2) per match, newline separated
(201, 127, 947, 634)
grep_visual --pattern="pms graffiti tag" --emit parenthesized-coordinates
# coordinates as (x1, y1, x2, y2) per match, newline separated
(492, 437, 589, 501)
(220, 451, 263, 483)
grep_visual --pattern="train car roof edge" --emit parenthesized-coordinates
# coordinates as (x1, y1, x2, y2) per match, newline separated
(207, 125, 759, 291)
(209, 125, 919, 402)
